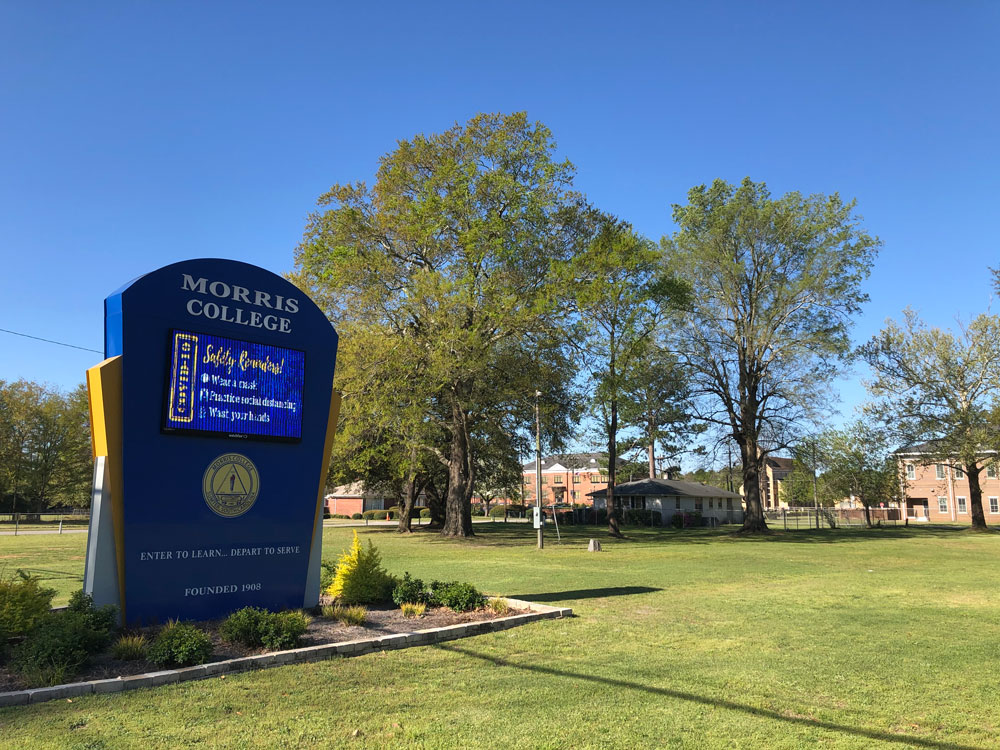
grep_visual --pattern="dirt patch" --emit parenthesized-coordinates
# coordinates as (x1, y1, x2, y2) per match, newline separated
(0, 600, 523, 693)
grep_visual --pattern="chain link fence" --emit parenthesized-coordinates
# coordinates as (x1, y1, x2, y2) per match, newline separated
(764, 507, 904, 529)
(0, 511, 90, 534)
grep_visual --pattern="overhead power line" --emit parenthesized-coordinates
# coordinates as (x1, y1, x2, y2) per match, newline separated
(0, 327, 102, 355)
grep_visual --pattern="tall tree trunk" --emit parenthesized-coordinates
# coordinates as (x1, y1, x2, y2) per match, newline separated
(397, 466, 424, 534)
(739, 438, 768, 532)
(862, 499, 872, 528)
(648, 440, 655, 479)
(966, 459, 987, 530)
(425, 477, 446, 528)
(442, 400, 474, 537)
(607, 399, 622, 538)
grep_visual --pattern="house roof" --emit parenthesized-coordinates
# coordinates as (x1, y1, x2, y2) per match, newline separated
(766, 456, 795, 470)
(522, 453, 612, 471)
(587, 477, 742, 499)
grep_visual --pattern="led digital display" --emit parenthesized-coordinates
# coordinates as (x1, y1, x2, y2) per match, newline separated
(163, 329, 305, 441)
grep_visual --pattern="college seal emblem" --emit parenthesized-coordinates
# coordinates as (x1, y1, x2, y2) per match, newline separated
(202, 453, 260, 518)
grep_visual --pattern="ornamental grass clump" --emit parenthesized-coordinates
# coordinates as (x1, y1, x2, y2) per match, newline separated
(112, 633, 148, 661)
(326, 530, 395, 604)
(400, 602, 426, 619)
(321, 604, 366, 626)
(487, 598, 510, 616)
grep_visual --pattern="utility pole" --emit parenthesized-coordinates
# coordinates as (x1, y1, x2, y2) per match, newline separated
(812, 439, 819, 529)
(535, 390, 543, 550)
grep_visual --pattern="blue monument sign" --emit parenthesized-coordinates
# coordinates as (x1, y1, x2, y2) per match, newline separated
(83, 259, 340, 624)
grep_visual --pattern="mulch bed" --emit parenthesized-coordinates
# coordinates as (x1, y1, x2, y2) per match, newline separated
(0, 600, 524, 693)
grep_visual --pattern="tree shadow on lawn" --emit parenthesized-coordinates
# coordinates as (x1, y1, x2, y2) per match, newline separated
(437, 644, 986, 750)
(505, 586, 661, 602)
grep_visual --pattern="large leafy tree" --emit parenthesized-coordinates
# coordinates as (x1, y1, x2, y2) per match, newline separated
(0, 380, 91, 511)
(861, 310, 1000, 529)
(820, 421, 898, 527)
(663, 178, 880, 532)
(558, 217, 688, 536)
(293, 112, 583, 537)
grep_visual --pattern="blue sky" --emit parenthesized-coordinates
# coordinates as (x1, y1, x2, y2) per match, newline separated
(2, 1, 998, 441)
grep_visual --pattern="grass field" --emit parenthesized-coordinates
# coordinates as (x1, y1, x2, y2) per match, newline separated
(2, 524, 1000, 749)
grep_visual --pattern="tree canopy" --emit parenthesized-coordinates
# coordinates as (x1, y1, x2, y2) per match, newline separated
(663, 177, 880, 531)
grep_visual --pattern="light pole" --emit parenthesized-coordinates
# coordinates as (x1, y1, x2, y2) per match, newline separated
(812, 439, 819, 529)
(535, 390, 543, 549)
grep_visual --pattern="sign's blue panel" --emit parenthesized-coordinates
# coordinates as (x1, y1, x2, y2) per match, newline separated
(163, 329, 306, 441)
(102, 260, 338, 624)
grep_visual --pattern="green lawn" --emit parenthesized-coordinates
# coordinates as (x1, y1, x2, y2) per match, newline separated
(3, 524, 1000, 749)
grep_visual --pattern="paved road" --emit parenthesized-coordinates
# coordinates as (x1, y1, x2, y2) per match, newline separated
(0, 528, 89, 536)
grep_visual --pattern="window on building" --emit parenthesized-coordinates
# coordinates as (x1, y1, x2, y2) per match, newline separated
(675, 498, 681, 509)
(572, 474, 580, 483)
(936, 464, 946, 480)
(990, 497, 999, 514)
(598, 475, 609, 483)
(988, 465, 997, 479)
(938, 496, 948, 514)
(958, 496, 968, 514)
(541, 476, 547, 484)
(695, 499, 703, 511)
(553, 475, 563, 484)
(726, 498, 733, 510)
(906, 464, 916, 480)
(956, 466, 965, 480)
(571, 490, 579, 501)
(708, 498, 714, 509)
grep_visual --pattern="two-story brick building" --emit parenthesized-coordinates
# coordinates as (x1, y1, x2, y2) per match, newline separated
(897, 445, 1000, 523)
(521, 453, 613, 506)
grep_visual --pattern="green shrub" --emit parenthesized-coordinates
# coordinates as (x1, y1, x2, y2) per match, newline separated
(67, 590, 118, 635)
(259, 610, 310, 650)
(0, 569, 56, 642)
(111, 634, 148, 661)
(361, 509, 392, 520)
(327, 531, 395, 604)
(219, 606, 269, 648)
(392, 572, 428, 606)
(351, 512, 363, 520)
(148, 621, 213, 667)
(418, 509, 431, 519)
(489, 504, 525, 517)
(10, 610, 111, 686)
(321, 604, 366, 626)
(429, 581, 486, 612)
(320, 560, 337, 594)
(219, 607, 309, 650)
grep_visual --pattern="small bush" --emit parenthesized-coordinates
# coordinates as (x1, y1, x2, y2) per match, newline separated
(321, 604, 367, 626)
(412, 506, 429, 518)
(429, 581, 486, 612)
(418, 509, 431, 518)
(489, 504, 525, 517)
(487, 598, 511, 616)
(260, 610, 310, 650)
(220, 607, 310, 650)
(0, 569, 56, 642)
(111, 634, 148, 661)
(67, 590, 118, 635)
(351, 512, 363, 520)
(148, 621, 213, 667)
(669, 512, 684, 529)
(361, 509, 385, 519)
(392, 572, 428, 606)
(219, 606, 269, 648)
(327, 531, 395, 604)
(10, 610, 111, 686)
(400, 602, 426, 618)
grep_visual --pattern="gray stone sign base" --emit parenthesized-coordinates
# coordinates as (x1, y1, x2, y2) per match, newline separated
(0, 598, 570, 708)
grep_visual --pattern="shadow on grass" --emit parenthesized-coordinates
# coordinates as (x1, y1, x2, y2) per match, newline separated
(18, 567, 83, 581)
(506, 586, 661, 602)
(735, 525, 992, 544)
(438, 644, 986, 750)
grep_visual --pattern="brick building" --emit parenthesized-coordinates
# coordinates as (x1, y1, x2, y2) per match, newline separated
(521, 453, 612, 506)
(898, 446, 1000, 523)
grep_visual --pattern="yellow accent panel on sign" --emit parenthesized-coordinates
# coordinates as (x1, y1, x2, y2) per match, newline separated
(312, 388, 342, 544)
(86, 356, 127, 621)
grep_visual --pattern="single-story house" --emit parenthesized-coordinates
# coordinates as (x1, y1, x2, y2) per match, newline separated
(324, 482, 392, 516)
(589, 478, 745, 526)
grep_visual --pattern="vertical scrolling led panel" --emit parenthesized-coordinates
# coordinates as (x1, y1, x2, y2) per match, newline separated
(85, 259, 338, 624)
